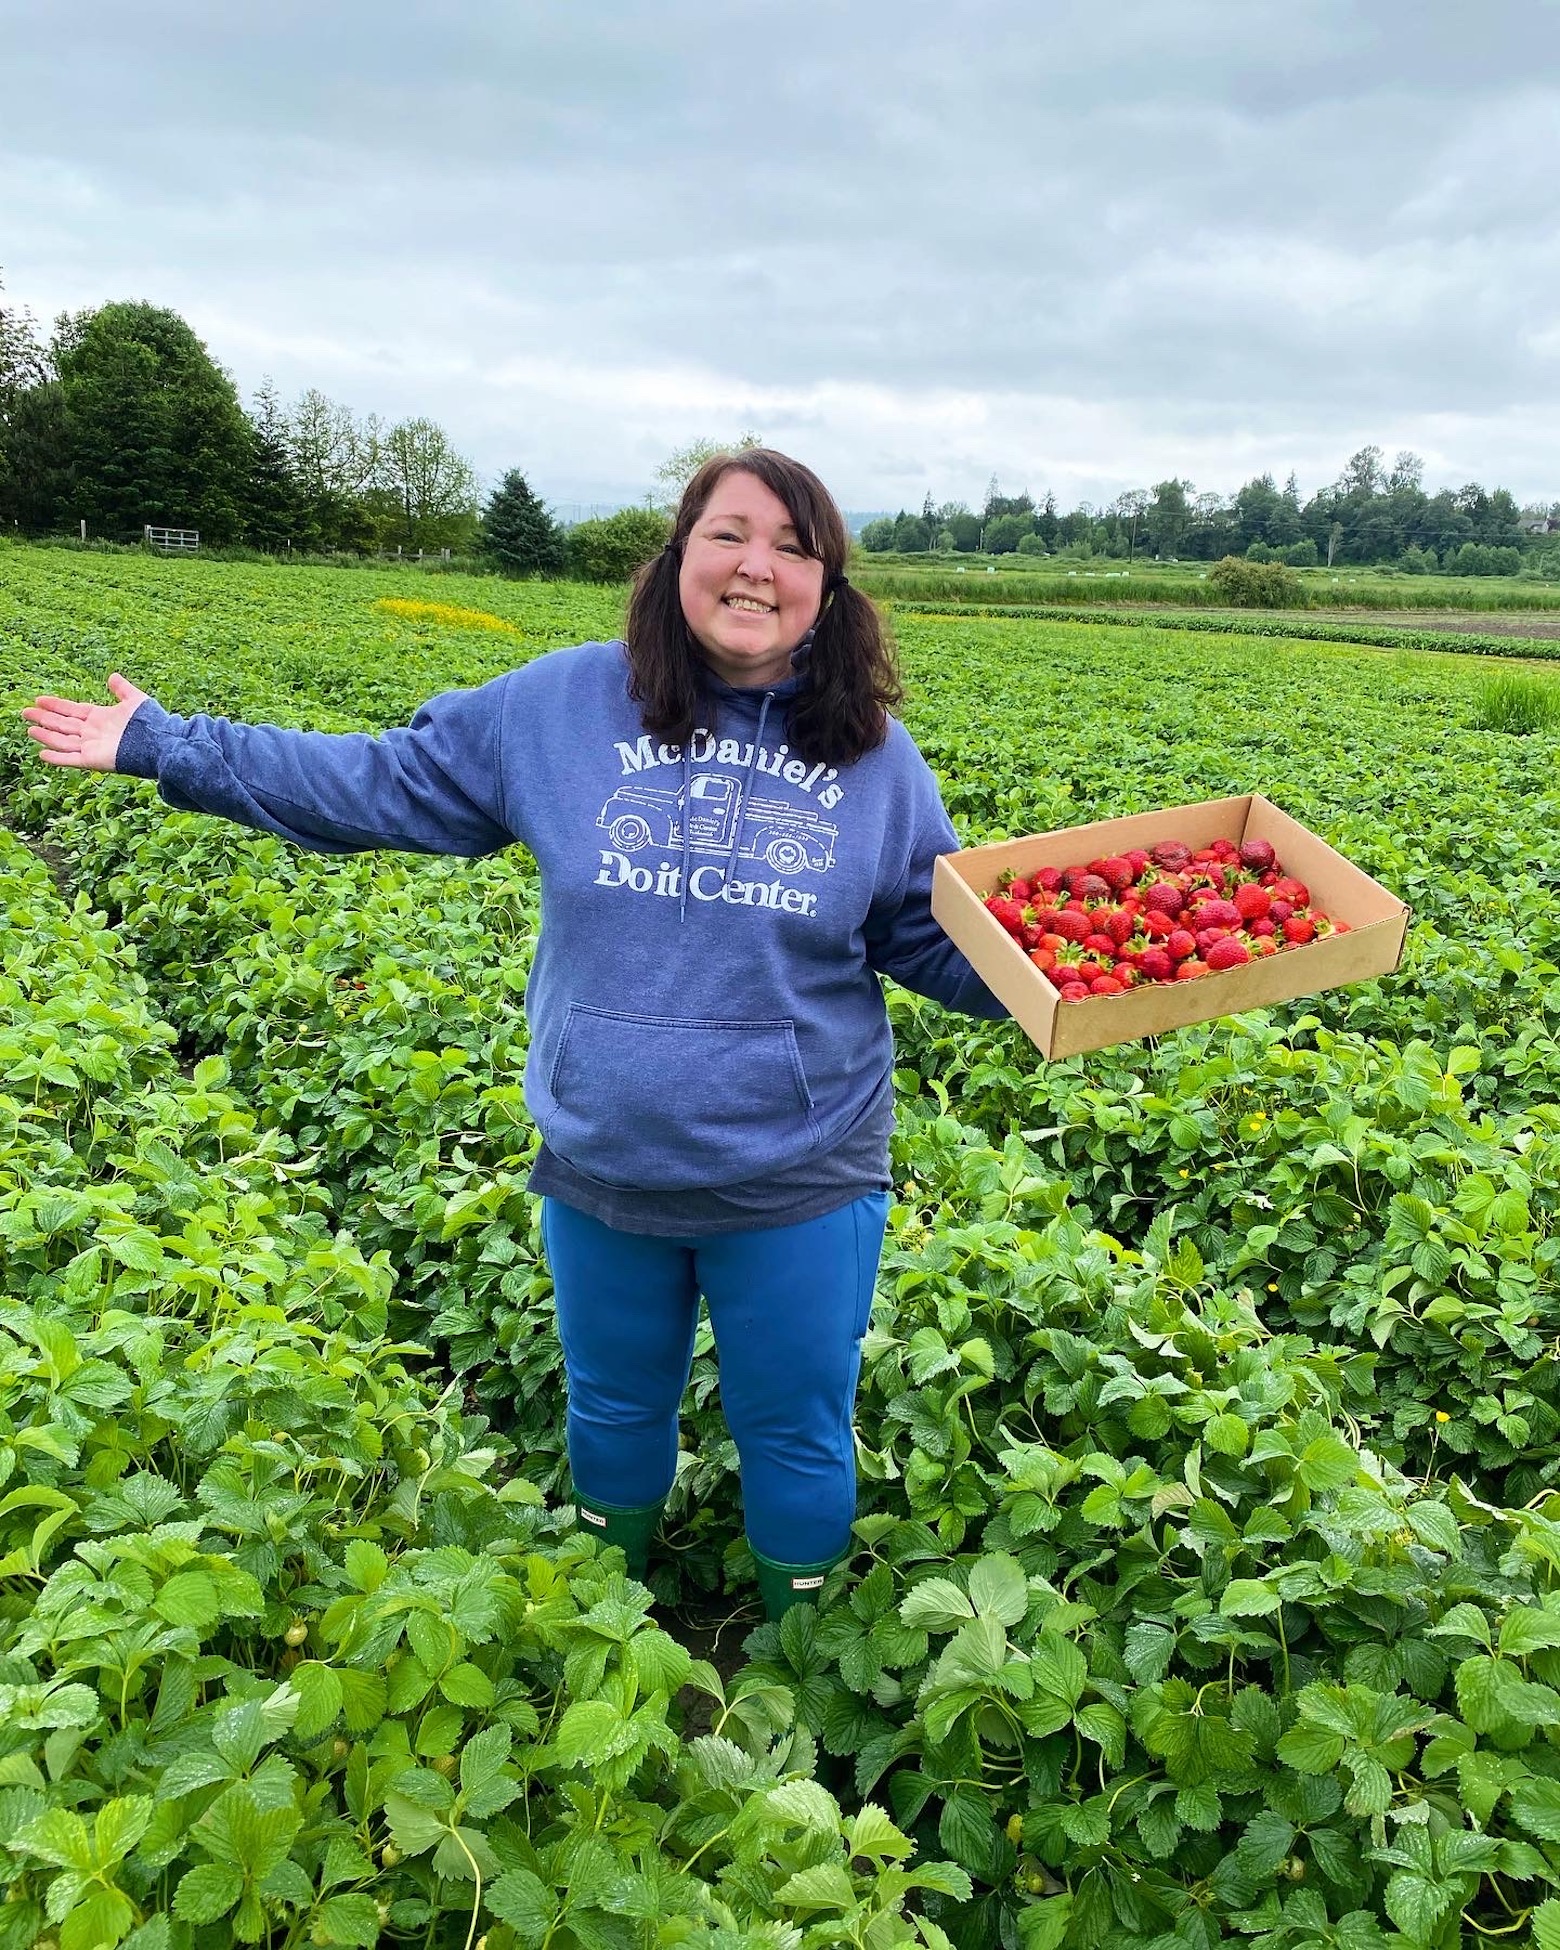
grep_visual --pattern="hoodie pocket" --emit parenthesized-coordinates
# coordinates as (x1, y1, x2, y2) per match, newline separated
(543, 1005, 822, 1192)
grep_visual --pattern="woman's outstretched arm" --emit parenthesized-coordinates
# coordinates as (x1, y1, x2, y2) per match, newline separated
(20, 671, 517, 858)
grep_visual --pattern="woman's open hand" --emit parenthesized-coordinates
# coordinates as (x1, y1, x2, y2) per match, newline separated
(21, 673, 153, 772)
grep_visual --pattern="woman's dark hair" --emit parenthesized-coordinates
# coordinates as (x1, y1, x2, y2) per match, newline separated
(623, 448, 903, 767)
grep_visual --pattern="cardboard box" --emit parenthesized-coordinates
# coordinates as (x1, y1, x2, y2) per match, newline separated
(931, 793, 1409, 1060)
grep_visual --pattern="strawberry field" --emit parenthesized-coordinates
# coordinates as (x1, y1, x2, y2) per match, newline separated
(3, 541, 1560, 1950)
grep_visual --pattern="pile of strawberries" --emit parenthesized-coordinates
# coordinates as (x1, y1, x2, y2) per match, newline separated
(983, 835, 1345, 1001)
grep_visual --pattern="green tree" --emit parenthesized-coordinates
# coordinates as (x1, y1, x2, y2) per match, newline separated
(891, 512, 931, 551)
(983, 512, 1033, 555)
(0, 273, 68, 531)
(858, 517, 896, 552)
(54, 301, 253, 543)
(653, 432, 762, 511)
(244, 379, 310, 551)
(478, 468, 566, 576)
(375, 416, 480, 552)
(285, 388, 382, 551)
(566, 506, 670, 581)
(1145, 479, 1190, 558)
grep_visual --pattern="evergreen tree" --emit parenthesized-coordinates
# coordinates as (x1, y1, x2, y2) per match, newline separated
(478, 467, 565, 575)
(53, 301, 253, 543)
(244, 379, 310, 551)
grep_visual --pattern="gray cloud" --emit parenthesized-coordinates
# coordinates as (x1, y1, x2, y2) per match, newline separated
(4, 0, 1559, 509)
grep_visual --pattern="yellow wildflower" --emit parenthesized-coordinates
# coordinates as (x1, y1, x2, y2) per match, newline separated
(375, 598, 520, 634)
(1178, 1169, 1189, 1178)
(1266, 1282, 1278, 1292)
(1435, 1411, 1450, 1424)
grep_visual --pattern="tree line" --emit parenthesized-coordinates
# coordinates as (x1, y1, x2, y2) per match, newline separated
(863, 454, 1560, 575)
(0, 276, 653, 574)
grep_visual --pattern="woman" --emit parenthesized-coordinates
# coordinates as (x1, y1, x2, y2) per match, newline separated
(22, 449, 1007, 1617)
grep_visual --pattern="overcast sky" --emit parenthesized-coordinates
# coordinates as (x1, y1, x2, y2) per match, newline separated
(5, 0, 1560, 514)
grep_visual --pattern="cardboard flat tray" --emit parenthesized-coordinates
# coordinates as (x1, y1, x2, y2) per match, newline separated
(931, 793, 1410, 1059)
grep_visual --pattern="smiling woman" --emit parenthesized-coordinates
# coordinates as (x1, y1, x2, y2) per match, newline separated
(20, 443, 1009, 1620)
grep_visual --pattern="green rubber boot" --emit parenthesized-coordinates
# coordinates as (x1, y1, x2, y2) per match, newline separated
(574, 1495, 666, 1579)
(751, 1543, 843, 1621)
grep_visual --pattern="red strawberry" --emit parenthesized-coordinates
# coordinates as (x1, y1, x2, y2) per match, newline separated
(1144, 882, 1184, 916)
(1196, 898, 1242, 931)
(1273, 878, 1310, 908)
(1050, 909, 1092, 944)
(1205, 936, 1251, 971)
(1239, 837, 1277, 872)
(1020, 923, 1045, 949)
(986, 897, 1026, 934)
(1234, 884, 1271, 922)
(1075, 874, 1112, 903)
(1102, 909, 1136, 945)
(1282, 915, 1316, 943)
(1248, 917, 1277, 938)
(1268, 900, 1294, 925)
(1212, 838, 1241, 862)
(1124, 848, 1151, 877)
(1195, 927, 1228, 954)
(1028, 947, 1057, 971)
(1035, 866, 1065, 894)
(1083, 932, 1119, 960)
(1059, 982, 1091, 1001)
(1074, 959, 1108, 983)
(1138, 947, 1174, 983)
(1250, 937, 1279, 956)
(1090, 975, 1125, 995)
(1142, 910, 1176, 937)
(1167, 928, 1197, 961)
(1006, 877, 1032, 903)
(1151, 840, 1191, 871)
(1098, 856, 1135, 892)
(1175, 959, 1208, 980)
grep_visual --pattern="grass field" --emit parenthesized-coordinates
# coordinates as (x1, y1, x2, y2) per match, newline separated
(3, 544, 1560, 1949)
(851, 558, 1560, 615)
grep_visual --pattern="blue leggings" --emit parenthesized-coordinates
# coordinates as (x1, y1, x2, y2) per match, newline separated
(541, 1192, 890, 1565)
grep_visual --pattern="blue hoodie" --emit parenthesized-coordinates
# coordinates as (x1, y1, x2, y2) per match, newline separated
(116, 639, 1006, 1198)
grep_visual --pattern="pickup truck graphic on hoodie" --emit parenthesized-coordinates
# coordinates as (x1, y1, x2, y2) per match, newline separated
(597, 771, 838, 876)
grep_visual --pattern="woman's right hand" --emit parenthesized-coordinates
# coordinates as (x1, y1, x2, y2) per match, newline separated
(21, 673, 154, 772)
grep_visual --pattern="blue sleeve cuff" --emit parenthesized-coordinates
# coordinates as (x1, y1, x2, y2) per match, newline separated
(116, 698, 174, 779)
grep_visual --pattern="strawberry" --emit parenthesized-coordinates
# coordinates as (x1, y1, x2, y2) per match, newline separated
(1124, 848, 1151, 878)
(1006, 877, 1032, 904)
(1137, 947, 1174, 983)
(1167, 928, 1197, 961)
(1074, 959, 1108, 984)
(1175, 959, 1208, 980)
(1090, 974, 1126, 995)
(1282, 915, 1316, 943)
(1141, 910, 1175, 937)
(1028, 947, 1057, 971)
(1248, 917, 1276, 938)
(1204, 936, 1251, 971)
(1268, 900, 1294, 925)
(1273, 878, 1310, 908)
(1050, 909, 1092, 944)
(1151, 840, 1191, 871)
(986, 897, 1027, 935)
(1250, 937, 1279, 956)
(1144, 881, 1184, 916)
(1059, 982, 1091, 1001)
(1195, 927, 1229, 954)
(1196, 898, 1242, 931)
(1075, 873, 1113, 903)
(1212, 838, 1241, 862)
(1238, 837, 1276, 872)
(1234, 884, 1270, 921)
(1102, 908, 1137, 945)
(1083, 932, 1119, 960)
(1020, 923, 1045, 949)
(1098, 856, 1135, 892)
(1035, 866, 1064, 894)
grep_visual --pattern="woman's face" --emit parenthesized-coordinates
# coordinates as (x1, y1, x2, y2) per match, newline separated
(678, 470, 826, 689)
